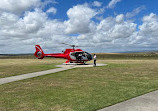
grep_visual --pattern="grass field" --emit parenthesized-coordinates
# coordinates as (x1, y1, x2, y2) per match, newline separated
(1, 58, 158, 111)
(0, 59, 65, 78)
(95, 53, 158, 60)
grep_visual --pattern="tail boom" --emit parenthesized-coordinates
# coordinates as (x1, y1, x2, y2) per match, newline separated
(44, 53, 66, 58)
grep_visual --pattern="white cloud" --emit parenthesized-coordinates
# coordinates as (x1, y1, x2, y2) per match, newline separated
(46, 7, 57, 14)
(115, 14, 124, 23)
(0, 12, 19, 28)
(142, 13, 157, 22)
(128, 13, 158, 49)
(93, 1, 102, 7)
(42, 0, 57, 7)
(0, 8, 48, 40)
(109, 22, 136, 38)
(126, 6, 146, 18)
(107, 0, 122, 8)
(64, 4, 97, 34)
(139, 13, 158, 37)
(0, 1, 158, 53)
(0, 0, 41, 15)
(94, 15, 136, 42)
(77, 14, 136, 46)
(0, 4, 71, 53)
(16, 9, 47, 34)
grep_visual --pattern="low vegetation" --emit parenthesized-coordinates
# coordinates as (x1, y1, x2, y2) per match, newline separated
(1, 59, 158, 111)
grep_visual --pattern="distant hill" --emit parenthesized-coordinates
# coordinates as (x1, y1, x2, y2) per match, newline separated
(0, 54, 35, 59)
(115, 50, 158, 54)
(0, 53, 33, 56)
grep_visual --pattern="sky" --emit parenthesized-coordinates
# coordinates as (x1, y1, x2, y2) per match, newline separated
(0, 0, 158, 54)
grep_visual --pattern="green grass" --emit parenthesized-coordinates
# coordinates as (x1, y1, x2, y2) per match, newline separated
(1, 60, 158, 111)
(0, 59, 65, 78)
(95, 53, 158, 60)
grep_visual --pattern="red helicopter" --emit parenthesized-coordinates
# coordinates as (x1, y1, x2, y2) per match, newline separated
(34, 43, 93, 64)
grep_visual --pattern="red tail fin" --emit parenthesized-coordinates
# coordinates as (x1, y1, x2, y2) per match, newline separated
(34, 45, 44, 59)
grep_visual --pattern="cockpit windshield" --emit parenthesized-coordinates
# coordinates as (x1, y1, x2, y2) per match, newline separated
(85, 52, 92, 60)
(70, 52, 92, 60)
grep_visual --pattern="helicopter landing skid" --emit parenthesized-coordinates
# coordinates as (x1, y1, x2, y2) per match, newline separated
(63, 63, 87, 65)
(65, 60, 70, 63)
(64, 60, 86, 65)
(65, 60, 85, 64)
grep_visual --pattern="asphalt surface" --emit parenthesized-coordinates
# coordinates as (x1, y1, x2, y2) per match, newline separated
(98, 90, 158, 111)
(0, 63, 106, 85)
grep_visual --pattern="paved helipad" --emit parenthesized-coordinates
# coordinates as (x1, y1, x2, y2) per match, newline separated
(57, 63, 106, 68)
(0, 63, 106, 85)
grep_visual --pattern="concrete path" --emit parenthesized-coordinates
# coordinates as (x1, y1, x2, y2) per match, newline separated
(98, 90, 158, 111)
(0, 63, 106, 85)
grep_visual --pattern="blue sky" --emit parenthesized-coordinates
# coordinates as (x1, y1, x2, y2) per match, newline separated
(0, 0, 158, 53)
(53, 0, 157, 25)
(50, 0, 157, 18)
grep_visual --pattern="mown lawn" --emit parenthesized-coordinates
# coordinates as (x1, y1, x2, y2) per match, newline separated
(0, 59, 65, 78)
(1, 60, 158, 111)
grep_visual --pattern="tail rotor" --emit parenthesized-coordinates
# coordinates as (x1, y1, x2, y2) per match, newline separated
(34, 45, 44, 59)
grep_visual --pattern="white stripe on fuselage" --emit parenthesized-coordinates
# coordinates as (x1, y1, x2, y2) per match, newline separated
(35, 46, 42, 52)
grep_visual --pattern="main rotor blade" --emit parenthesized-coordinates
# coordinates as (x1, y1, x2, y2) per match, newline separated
(61, 43, 93, 48)
(61, 43, 71, 46)
(61, 43, 77, 47)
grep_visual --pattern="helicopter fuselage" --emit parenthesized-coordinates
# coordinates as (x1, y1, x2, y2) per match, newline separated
(34, 45, 93, 63)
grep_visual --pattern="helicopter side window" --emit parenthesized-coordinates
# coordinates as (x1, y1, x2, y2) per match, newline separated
(82, 52, 86, 57)
(75, 52, 84, 61)
(75, 52, 78, 57)
(71, 52, 75, 56)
